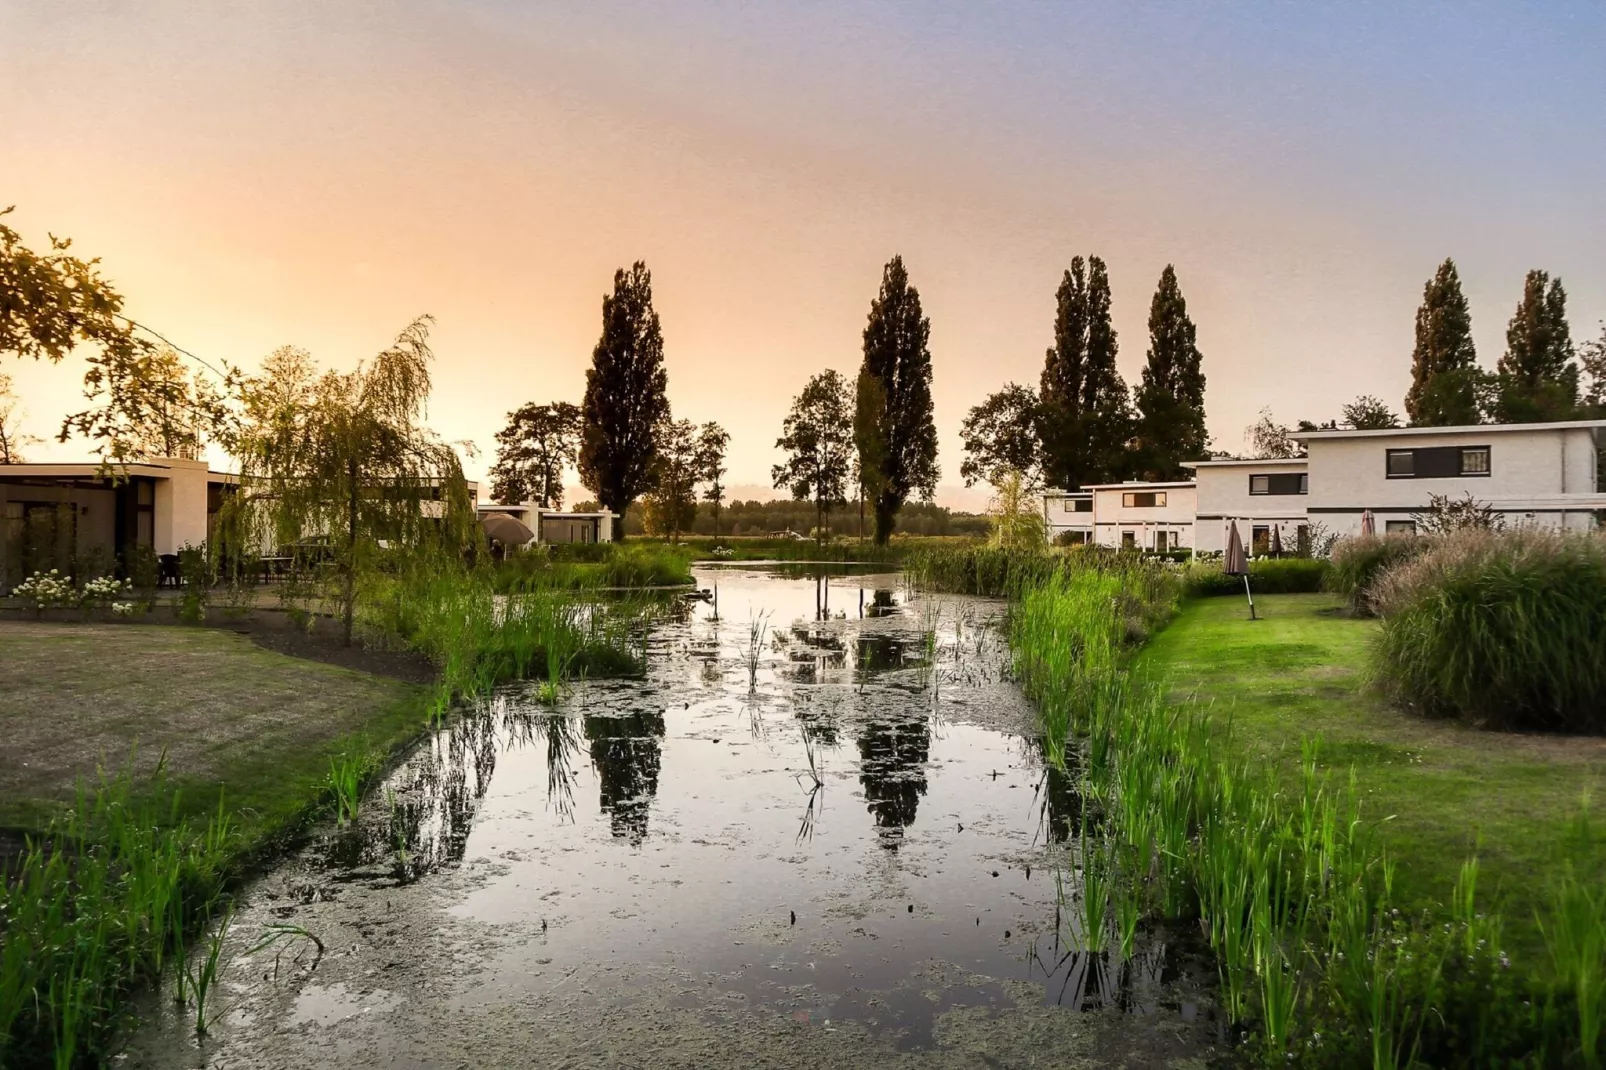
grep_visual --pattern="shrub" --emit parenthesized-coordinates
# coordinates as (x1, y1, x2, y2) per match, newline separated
(1181, 557, 1330, 597)
(1326, 533, 1430, 615)
(1370, 529, 1606, 731)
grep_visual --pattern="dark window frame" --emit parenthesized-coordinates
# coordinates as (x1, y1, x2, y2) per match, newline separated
(1386, 445, 1492, 480)
(1249, 472, 1308, 496)
(1122, 491, 1167, 508)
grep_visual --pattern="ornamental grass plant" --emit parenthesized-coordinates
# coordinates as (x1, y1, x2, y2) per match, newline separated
(1369, 528, 1606, 732)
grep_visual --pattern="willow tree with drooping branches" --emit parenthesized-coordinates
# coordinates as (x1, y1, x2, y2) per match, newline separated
(233, 319, 477, 645)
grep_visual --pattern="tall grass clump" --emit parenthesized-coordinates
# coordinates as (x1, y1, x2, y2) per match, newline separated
(1326, 533, 1431, 615)
(1369, 528, 1606, 732)
(490, 543, 695, 591)
(0, 765, 232, 1068)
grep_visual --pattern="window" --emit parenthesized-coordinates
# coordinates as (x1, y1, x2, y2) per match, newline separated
(1252, 525, 1270, 554)
(1386, 446, 1491, 479)
(1155, 531, 1169, 552)
(1385, 520, 1417, 535)
(1062, 497, 1092, 513)
(1249, 472, 1308, 495)
(1120, 531, 1136, 549)
(1122, 491, 1166, 508)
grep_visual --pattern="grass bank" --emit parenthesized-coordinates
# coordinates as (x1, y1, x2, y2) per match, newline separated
(921, 545, 1606, 1066)
(668, 533, 979, 564)
(1136, 593, 1606, 962)
(0, 622, 433, 1067)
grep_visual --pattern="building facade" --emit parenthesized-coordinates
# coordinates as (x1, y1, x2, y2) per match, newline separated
(1187, 458, 1310, 555)
(1084, 481, 1197, 551)
(1041, 489, 1093, 544)
(1293, 420, 1606, 536)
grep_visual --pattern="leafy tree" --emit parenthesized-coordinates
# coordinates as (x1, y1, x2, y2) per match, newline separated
(59, 345, 227, 460)
(642, 417, 700, 542)
(854, 257, 938, 544)
(1412, 492, 1503, 534)
(0, 206, 143, 366)
(579, 262, 670, 532)
(1580, 322, 1606, 413)
(697, 421, 731, 538)
(773, 369, 854, 543)
(1245, 408, 1302, 458)
(0, 370, 41, 463)
(1491, 270, 1578, 423)
(986, 469, 1046, 550)
(959, 382, 1040, 489)
(1405, 259, 1480, 426)
(489, 401, 580, 507)
(235, 318, 475, 646)
(1039, 256, 1131, 488)
(1133, 264, 1207, 479)
(1341, 395, 1400, 430)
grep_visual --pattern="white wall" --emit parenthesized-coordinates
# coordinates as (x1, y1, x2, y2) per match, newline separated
(1192, 462, 1309, 554)
(1090, 484, 1196, 550)
(151, 458, 211, 555)
(1043, 493, 1094, 539)
(1305, 427, 1602, 536)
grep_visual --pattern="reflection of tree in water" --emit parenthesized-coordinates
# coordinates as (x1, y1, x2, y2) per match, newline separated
(784, 623, 847, 685)
(854, 633, 914, 677)
(585, 708, 666, 844)
(856, 715, 931, 850)
(865, 588, 900, 618)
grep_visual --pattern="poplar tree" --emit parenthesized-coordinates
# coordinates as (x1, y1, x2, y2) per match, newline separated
(1133, 265, 1207, 480)
(854, 256, 938, 544)
(1039, 256, 1132, 488)
(1405, 259, 1480, 427)
(578, 262, 670, 531)
(1039, 260, 1089, 490)
(1492, 270, 1578, 423)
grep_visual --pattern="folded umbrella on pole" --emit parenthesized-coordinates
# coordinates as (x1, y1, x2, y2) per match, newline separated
(1270, 524, 1284, 558)
(1361, 510, 1375, 537)
(1224, 520, 1256, 621)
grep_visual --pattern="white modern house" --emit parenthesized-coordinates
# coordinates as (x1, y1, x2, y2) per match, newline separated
(1041, 489, 1093, 544)
(1085, 480, 1197, 552)
(1186, 457, 1310, 555)
(0, 457, 237, 588)
(1292, 420, 1606, 536)
(477, 502, 617, 544)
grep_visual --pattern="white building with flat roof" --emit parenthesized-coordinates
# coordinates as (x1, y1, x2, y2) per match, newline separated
(1186, 457, 1309, 555)
(1292, 420, 1606, 536)
(1084, 480, 1196, 552)
(1040, 489, 1093, 544)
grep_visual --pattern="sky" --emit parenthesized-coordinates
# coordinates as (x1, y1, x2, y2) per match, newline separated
(4, 0, 1604, 510)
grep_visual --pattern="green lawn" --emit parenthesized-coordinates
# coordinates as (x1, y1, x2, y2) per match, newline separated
(0, 621, 429, 839)
(1136, 593, 1606, 960)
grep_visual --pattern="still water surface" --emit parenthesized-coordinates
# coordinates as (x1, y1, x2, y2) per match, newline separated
(123, 566, 1216, 1069)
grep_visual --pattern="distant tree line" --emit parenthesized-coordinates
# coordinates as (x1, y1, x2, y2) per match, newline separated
(602, 498, 988, 539)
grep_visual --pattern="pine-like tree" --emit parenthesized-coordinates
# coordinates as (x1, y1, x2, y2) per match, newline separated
(1039, 260, 1089, 490)
(578, 262, 670, 531)
(1039, 256, 1133, 488)
(1492, 270, 1578, 423)
(1081, 257, 1132, 482)
(1133, 265, 1207, 480)
(854, 256, 938, 544)
(1405, 259, 1480, 427)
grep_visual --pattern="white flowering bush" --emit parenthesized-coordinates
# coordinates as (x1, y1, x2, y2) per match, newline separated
(81, 575, 133, 605)
(710, 546, 735, 559)
(111, 601, 137, 617)
(10, 570, 78, 612)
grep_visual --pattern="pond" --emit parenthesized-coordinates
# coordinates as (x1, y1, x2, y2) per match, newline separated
(122, 566, 1219, 1068)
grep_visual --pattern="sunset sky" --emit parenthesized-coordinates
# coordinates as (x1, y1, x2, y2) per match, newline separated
(4, 1, 1604, 508)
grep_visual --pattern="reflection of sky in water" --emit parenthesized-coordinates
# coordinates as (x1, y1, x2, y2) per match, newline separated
(303, 566, 1204, 1046)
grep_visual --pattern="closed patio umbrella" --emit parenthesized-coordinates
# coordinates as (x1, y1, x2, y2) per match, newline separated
(1269, 524, 1284, 558)
(481, 511, 535, 546)
(1361, 509, 1375, 537)
(1224, 520, 1256, 621)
